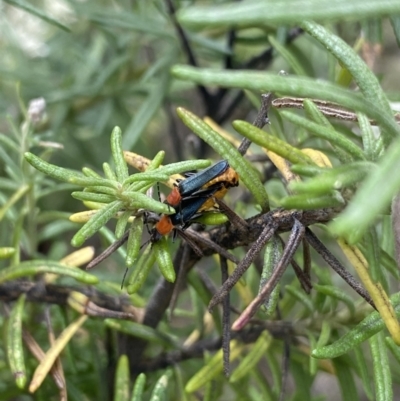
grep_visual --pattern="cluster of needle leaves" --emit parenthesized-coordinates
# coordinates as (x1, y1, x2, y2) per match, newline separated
(2, 1, 400, 401)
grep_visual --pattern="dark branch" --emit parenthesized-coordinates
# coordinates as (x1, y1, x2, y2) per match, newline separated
(209, 219, 279, 310)
(220, 256, 231, 377)
(231, 219, 306, 330)
(131, 322, 294, 373)
(164, 0, 211, 107)
(0, 281, 136, 314)
(305, 228, 376, 309)
(238, 93, 273, 156)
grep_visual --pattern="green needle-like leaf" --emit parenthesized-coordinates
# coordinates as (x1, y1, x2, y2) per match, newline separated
(233, 120, 315, 165)
(126, 217, 144, 267)
(330, 137, 400, 243)
(0, 261, 98, 285)
(357, 112, 378, 161)
(370, 332, 393, 401)
(25, 153, 117, 188)
(280, 192, 345, 210)
(123, 68, 172, 150)
(267, 34, 308, 76)
(105, 319, 175, 346)
(111, 127, 129, 183)
(113, 355, 130, 401)
(280, 110, 366, 160)
(72, 192, 115, 203)
(121, 192, 172, 214)
(115, 211, 132, 240)
(149, 371, 172, 401)
(153, 237, 175, 283)
(260, 236, 282, 315)
(71, 201, 124, 247)
(123, 172, 170, 186)
(312, 293, 400, 359)
(301, 21, 391, 110)
(127, 245, 157, 294)
(171, 67, 400, 139)
(7, 294, 26, 389)
(288, 162, 374, 195)
(4, 0, 71, 31)
(131, 373, 146, 401)
(177, 0, 400, 28)
(333, 358, 359, 401)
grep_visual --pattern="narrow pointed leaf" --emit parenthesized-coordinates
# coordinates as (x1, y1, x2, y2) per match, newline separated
(126, 217, 144, 267)
(330, 137, 400, 243)
(233, 120, 315, 165)
(29, 315, 88, 393)
(126, 245, 157, 294)
(177, 1, 400, 28)
(0, 260, 98, 285)
(230, 331, 272, 383)
(131, 373, 146, 401)
(177, 108, 269, 210)
(185, 340, 243, 393)
(301, 21, 391, 111)
(171, 67, 400, 139)
(4, 0, 70, 31)
(71, 201, 124, 247)
(149, 371, 171, 401)
(153, 237, 175, 283)
(113, 355, 130, 401)
(370, 332, 393, 401)
(7, 294, 26, 389)
(312, 293, 400, 359)
(280, 110, 366, 160)
(25, 153, 117, 188)
(111, 127, 129, 183)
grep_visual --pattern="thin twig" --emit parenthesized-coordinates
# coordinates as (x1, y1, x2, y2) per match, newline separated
(290, 258, 312, 294)
(183, 228, 240, 264)
(231, 219, 305, 330)
(272, 96, 400, 124)
(0, 281, 135, 312)
(44, 307, 67, 400)
(305, 228, 376, 309)
(86, 231, 129, 270)
(278, 236, 312, 293)
(215, 198, 249, 234)
(131, 323, 294, 373)
(217, 27, 304, 125)
(279, 336, 291, 401)
(209, 220, 278, 310)
(164, 0, 211, 107)
(213, 29, 237, 106)
(176, 229, 204, 257)
(238, 93, 273, 156)
(195, 268, 242, 316)
(169, 243, 191, 317)
(303, 238, 312, 284)
(220, 256, 231, 377)
(22, 329, 66, 395)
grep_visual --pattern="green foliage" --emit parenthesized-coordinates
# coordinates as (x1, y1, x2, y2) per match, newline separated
(1, 1, 400, 400)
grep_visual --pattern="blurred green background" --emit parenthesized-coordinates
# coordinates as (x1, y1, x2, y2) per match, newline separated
(2, 1, 400, 400)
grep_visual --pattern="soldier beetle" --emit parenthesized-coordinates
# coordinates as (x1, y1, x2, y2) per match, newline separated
(178, 160, 229, 197)
(164, 186, 182, 208)
(151, 194, 216, 242)
(164, 160, 239, 208)
(152, 160, 239, 242)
